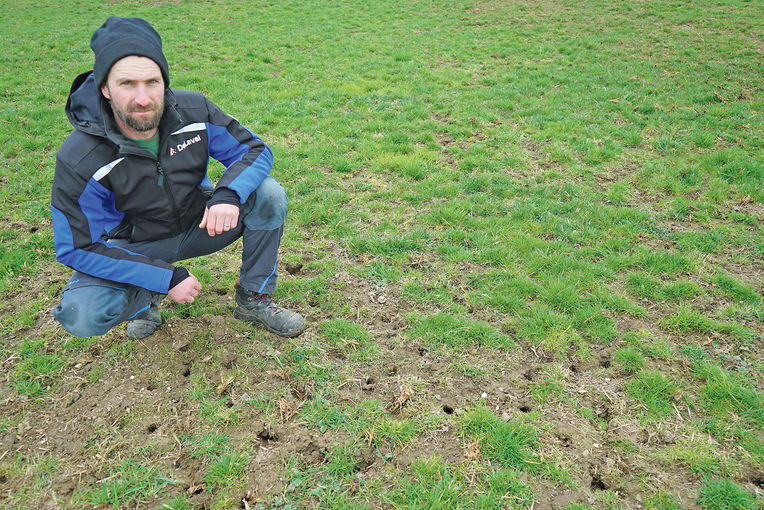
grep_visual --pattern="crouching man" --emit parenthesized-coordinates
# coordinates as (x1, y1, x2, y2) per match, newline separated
(50, 17, 305, 339)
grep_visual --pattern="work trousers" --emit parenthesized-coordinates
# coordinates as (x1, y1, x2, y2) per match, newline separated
(51, 177, 287, 337)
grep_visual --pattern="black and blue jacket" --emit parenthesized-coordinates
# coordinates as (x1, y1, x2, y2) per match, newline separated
(51, 71, 273, 294)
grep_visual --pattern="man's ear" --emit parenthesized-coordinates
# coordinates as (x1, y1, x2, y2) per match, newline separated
(101, 83, 111, 101)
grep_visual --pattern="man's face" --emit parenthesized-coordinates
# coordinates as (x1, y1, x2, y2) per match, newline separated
(101, 55, 165, 139)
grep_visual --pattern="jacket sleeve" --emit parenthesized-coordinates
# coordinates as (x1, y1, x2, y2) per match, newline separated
(50, 156, 176, 294)
(204, 97, 273, 204)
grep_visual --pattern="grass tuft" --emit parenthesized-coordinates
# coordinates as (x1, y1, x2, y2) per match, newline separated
(458, 405, 538, 468)
(408, 312, 514, 350)
(75, 459, 178, 508)
(203, 452, 247, 490)
(627, 370, 679, 419)
(698, 478, 757, 510)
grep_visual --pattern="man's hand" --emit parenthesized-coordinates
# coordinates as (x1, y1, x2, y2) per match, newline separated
(199, 203, 239, 237)
(168, 274, 201, 304)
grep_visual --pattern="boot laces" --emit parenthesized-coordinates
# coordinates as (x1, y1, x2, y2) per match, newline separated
(248, 291, 283, 314)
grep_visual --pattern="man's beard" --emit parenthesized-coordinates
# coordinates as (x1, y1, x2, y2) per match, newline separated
(110, 99, 164, 133)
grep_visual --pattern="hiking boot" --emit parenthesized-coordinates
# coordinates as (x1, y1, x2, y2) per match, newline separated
(126, 294, 163, 340)
(233, 283, 306, 337)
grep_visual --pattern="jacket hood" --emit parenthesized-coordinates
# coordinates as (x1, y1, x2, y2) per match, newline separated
(65, 71, 106, 137)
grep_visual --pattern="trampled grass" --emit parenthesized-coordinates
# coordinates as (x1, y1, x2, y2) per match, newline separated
(0, 0, 761, 508)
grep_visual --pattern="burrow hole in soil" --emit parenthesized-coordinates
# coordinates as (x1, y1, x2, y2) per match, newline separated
(366, 376, 375, 385)
(519, 406, 531, 413)
(591, 473, 608, 491)
(189, 486, 204, 496)
(239, 496, 255, 509)
(182, 367, 191, 377)
(257, 429, 278, 442)
(600, 359, 611, 368)
(146, 423, 158, 434)
(442, 405, 454, 415)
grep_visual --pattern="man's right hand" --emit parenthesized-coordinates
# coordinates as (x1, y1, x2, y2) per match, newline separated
(168, 274, 201, 303)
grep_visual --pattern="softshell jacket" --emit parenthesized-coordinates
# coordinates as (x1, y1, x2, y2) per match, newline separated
(51, 71, 273, 294)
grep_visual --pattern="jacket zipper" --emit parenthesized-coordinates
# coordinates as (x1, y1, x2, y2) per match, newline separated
(156, 162, 184, 234)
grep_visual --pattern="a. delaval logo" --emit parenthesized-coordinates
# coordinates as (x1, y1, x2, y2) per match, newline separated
(169, 134, 202, 156)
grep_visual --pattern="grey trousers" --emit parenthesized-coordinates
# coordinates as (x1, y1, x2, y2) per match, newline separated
(51, 177, 287, 337)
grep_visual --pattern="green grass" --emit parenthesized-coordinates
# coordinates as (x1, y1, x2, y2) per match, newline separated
(614, 346, 645, 373)
(385, 457, 464, 509)
(203, 452, 247, 490)
(627, 371, 680, 419)
(458, 405, 538, 469)
(74, 459, 178, 508)
(483, 468, 535, 509)
(408, 312, 514, 350)
(1, 0, 762, 508)
(320, 318, 376, 360)
(10, 337, 65, 397)
(713, 271, 761, 306)
(301, 397, 385, 435)
(688, 356, 763, 430)
(181, 430, 232, 459)
(698, 479, 758, 510)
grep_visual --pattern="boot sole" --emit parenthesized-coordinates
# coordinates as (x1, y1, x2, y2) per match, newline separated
(234, 306, 306, 338)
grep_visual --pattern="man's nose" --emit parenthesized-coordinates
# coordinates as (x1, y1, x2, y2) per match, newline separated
(134, 86, 152, 106)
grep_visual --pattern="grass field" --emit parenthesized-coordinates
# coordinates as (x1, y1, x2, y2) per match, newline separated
(0, 0, 762, 508)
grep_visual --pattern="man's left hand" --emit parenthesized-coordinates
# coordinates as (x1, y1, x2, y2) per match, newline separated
(199, 203, 239, 236)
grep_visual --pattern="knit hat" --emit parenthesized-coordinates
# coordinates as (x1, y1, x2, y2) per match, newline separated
(90, 16, 170, 88)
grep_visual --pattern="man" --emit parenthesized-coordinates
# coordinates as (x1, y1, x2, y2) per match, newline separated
(50, 17, 305, 339)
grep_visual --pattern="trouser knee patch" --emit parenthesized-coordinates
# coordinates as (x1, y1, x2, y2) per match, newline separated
(243, 177, 288, 230)
(52, 284, 128, 337)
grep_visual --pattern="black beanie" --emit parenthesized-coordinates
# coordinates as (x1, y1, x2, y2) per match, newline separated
(90, 16, 170, 88)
